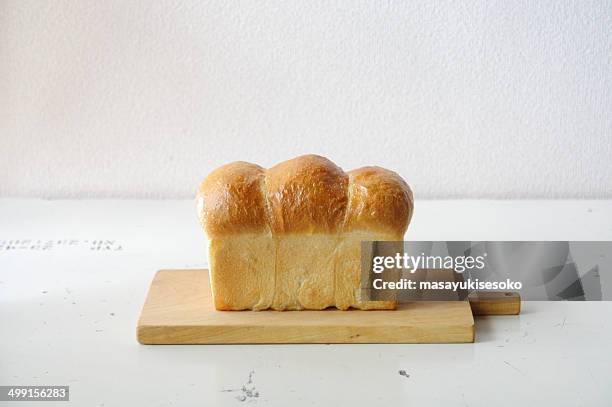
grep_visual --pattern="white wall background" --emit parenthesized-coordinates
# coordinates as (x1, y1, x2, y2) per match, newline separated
(1, 0, 611, 199)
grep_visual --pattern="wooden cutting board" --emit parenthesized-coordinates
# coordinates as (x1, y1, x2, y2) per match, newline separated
(137, 269, 519, 344)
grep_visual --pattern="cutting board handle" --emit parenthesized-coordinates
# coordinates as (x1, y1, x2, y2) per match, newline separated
(468, 291, 521, 316)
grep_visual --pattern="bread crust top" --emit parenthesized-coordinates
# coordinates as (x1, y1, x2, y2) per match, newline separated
(196, 161, 270, 236)
(197, 155, 413, 238)
(266, 155, 348, 234)
(345, 166, 414, 236)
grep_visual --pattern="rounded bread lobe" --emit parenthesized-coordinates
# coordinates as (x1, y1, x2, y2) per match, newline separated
(265, 155, 349, 234)
(344, 166, 413, 237)
(196, 161, 270, 237)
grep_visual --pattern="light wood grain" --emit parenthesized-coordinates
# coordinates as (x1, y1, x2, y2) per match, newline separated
(137, 269, 475, 344)
(468, 291, 521, 315)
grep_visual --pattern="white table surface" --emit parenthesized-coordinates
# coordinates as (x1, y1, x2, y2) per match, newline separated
(1, 199, 611, 406)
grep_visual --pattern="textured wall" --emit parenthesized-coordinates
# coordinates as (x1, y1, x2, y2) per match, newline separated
(1, 1, 611, 199)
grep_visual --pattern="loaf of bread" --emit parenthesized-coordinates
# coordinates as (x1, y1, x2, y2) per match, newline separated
(196, 155, 413, 311)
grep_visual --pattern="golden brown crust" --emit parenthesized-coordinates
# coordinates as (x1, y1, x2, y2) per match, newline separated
(196, 156, 413, 311)
(344, 166, 413, 237)
(196, 161, 270, 237)
(265, 155, 348, 234)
